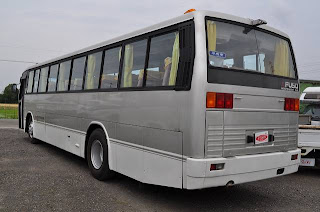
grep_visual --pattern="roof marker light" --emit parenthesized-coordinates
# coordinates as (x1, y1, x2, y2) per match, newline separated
(184, 9, 196, 14)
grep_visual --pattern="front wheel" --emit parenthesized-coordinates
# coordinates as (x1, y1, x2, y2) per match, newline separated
(27, 117, 39, 144)
(87, 128, 114, 180)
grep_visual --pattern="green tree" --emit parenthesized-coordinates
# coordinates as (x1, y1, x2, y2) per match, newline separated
(0, 84, 19, 103)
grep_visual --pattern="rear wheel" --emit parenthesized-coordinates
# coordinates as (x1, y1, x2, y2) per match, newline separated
(87, 128, 114, 180)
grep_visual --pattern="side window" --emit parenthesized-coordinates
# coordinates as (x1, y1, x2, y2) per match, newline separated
(57, 60, 71, 92)
(101, 46, 121, 89)
(27, 71, 34, 93)
(48, 64, 59, 92)
(38, 67, 48, 92)
(33, 69, 40, 93)
(70, 57, 86, 91)
(146, 32, 179, 86)
(120, 39, 147, 88)
(84, 52, 102, 90)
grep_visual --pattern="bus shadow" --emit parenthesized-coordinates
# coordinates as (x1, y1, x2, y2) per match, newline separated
(112, 178, 282, 211)
(297, 167, 320, 176)
(23, 136, 87, 168)
(23, 137, 291, 211)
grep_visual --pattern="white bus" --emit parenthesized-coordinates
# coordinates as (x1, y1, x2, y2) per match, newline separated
(18, 10, 300, 189)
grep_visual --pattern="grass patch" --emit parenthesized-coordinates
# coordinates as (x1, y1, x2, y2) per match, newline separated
(0, 104, 18, 119)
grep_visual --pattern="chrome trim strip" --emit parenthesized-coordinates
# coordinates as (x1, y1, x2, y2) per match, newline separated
(34, 121, 86, 135)
(110, 138, 186, 161)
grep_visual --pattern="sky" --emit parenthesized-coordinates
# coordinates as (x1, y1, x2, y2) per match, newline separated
(0, 0, 319, 92)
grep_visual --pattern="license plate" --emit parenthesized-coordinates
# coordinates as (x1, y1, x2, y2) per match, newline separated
(255, 131, 269, 144)
(300, 158, 315, 167)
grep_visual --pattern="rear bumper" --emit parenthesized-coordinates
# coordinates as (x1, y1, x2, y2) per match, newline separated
(184, 149, 300, 189)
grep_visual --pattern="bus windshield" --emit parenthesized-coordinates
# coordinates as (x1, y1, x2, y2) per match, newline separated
(207, 19, 296, 78)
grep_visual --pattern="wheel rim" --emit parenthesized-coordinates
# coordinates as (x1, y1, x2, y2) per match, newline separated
(91, 140, 103, 169)
(28, 120, 34, 139)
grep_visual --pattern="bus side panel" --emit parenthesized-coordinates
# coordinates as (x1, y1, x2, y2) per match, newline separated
(143, 146, 182, 188)
(32, 106, 46, 141)
(28, 94, 85, 157)
(112, 138, 145, 182)
(142, 128, 182, 188)
(45, 123, 84, 157)
(112, 119, 183, 188)
(77, 91, 184, 188)
(113, 123, 144, 182)
(33, 119, 45, 141)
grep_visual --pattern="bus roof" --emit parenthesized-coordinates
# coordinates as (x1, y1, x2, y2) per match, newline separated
(24, 10, 290, 72)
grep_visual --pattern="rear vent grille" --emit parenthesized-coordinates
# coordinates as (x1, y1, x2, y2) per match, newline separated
(206, 124, 297, 158)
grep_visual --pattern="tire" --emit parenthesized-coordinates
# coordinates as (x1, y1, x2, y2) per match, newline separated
(87, 128, 114, 180)
(27, 116, 40, 144)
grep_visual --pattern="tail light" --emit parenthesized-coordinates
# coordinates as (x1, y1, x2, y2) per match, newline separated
(207, 92, 233, 109)
(284, 98, 299, 111)
(291, 154, 298, 160)
(225, 94, 233, 109)
(210, 163, 225, 171)
(216, 93, 225, 108)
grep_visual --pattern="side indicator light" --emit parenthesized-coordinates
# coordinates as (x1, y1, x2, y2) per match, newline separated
(206, 92, 216, 108)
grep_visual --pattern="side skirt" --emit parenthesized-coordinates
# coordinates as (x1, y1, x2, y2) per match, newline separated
(34, 121, 86, 158)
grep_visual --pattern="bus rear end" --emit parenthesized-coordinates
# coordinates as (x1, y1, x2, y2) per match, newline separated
(185, 15, 300, 189)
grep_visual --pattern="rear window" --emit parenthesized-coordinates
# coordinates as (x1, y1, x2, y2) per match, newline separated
(207, 20, 296, 78)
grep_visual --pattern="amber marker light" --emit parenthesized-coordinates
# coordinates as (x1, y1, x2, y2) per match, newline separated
(206, 92, 216, 108)
(184, 9, 196, 14)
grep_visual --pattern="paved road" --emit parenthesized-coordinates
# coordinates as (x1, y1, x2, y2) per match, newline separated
(0, 119, 18, 128)
(1, 128, 320, 212)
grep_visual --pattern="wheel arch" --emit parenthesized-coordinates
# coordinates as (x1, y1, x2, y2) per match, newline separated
(85, 121, 114, 170)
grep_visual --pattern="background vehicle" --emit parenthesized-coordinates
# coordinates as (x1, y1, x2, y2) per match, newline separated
(299, 87, 320, 167)
(19, 10, 300, 189)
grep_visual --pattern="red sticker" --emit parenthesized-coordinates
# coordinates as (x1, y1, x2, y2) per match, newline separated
(256, 135, 268, 142)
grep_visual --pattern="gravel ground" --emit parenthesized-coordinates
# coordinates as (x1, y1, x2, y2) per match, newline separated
(1, 127, 320, 212)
